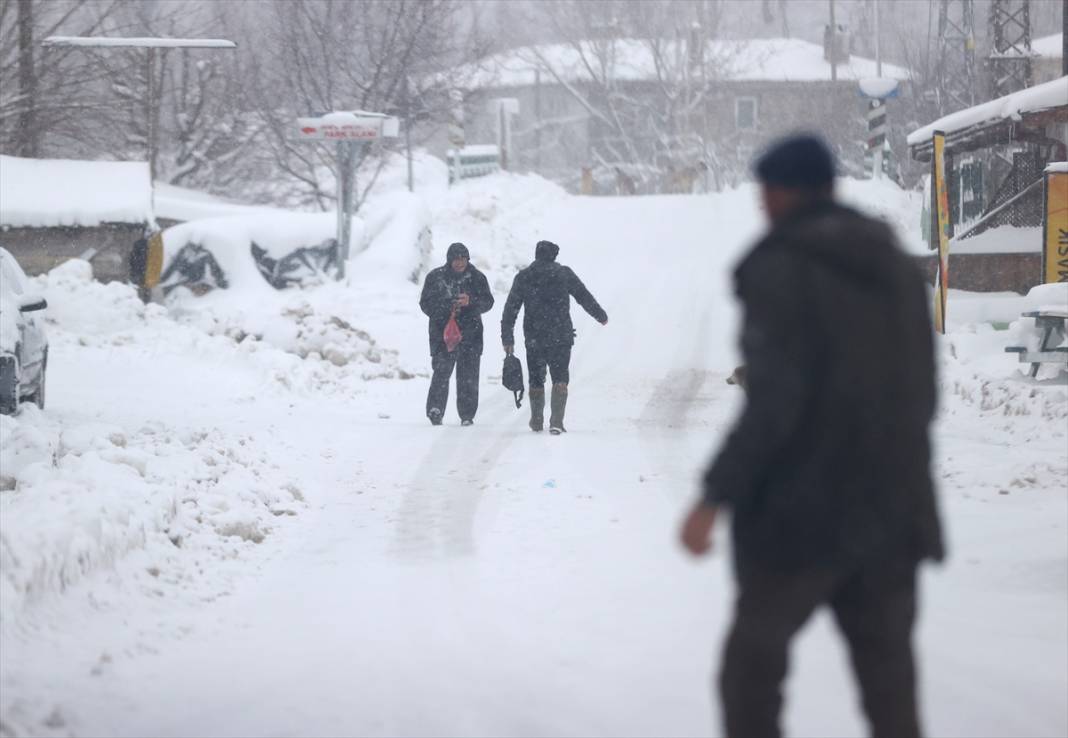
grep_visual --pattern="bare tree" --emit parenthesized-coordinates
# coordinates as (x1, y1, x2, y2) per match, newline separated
(515, 0, 736, 193)
(0, 0, 121, 157)
(244, 0, 487, 210)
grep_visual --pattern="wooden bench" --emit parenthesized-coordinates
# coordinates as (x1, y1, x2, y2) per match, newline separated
(1004, 310, 1068, 378)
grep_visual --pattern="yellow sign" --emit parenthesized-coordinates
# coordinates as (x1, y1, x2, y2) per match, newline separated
(932, 131, 951, 333)
(1044, 170, 1068, 284)
(144, 231, 164, 289)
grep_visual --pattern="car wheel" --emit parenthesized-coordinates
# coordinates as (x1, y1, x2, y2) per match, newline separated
(27, 349, 47, 409)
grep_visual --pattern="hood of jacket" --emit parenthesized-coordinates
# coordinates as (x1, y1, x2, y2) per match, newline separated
(763, 201, 905, 291)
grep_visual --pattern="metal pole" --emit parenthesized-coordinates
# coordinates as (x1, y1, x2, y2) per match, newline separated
(336, 140, 351, 280)
(874, 0, 882, 77)
(146, 47, 157, 182)
(405, 119, 414, 192)
(404, 78, 414, 192)
(829, 0, 838, 82)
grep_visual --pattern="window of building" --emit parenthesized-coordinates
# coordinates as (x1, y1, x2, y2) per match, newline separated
(735, 97, 758, 131)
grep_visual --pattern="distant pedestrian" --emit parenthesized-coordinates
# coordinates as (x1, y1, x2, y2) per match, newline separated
(501, 240, 607, 434)
(680, 134, 944, 738)
(419, 242, 494, 426)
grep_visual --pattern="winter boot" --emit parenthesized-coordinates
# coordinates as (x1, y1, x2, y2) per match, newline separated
(549, 383, 568, 435)
(428, 408, 443, 426)
(528, 387, 545, 432)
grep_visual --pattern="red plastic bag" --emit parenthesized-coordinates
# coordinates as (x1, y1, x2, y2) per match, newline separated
(444, 309, 463, 352)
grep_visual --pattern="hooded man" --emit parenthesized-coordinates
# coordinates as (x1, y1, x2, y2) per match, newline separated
(501, 240, 607, 434)
(419, 242, 494, 426)
(680, 135, 944, 738)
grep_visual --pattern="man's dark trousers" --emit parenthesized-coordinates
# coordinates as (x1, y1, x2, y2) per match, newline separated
(721, 555, 920, 738)
(426, 344, 480, 422)
(526, 343, 571, 387)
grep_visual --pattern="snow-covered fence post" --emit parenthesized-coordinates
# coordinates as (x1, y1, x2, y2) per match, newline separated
(293, 111, 399, 280)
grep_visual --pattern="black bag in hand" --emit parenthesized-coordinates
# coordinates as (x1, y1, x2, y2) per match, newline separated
(502, 354, 525, 408)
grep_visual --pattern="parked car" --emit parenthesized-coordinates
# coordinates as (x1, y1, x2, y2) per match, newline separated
(0, 247, 48, 414)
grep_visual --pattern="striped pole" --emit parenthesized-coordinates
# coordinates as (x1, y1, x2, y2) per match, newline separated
(867, 99, 888, 179)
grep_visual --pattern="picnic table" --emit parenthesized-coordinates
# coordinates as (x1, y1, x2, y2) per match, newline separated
(1005, 309, 1068, 378)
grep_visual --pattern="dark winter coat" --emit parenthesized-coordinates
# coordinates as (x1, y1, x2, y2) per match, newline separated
(501, 258, 607, 349)
(419, 262, 494, 355)
(703, 200, 944, 572)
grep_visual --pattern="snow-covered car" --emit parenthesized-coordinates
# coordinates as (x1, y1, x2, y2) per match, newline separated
(157, 192, 432, 298)
(0, 247, 48, 414)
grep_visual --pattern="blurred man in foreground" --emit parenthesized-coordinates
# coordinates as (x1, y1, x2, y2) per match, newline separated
(680, 135, 944, 738)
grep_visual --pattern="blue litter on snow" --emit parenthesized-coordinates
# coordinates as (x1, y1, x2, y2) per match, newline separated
(543, 479, 557, 489)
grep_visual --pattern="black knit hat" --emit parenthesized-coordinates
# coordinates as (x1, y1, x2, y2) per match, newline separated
(446, 242, 469, 262)
(535, 240, 559, 261)
(754, 134, 835, 189)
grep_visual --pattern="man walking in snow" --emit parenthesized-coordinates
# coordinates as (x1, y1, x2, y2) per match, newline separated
(420, 242, 494, 426)
(680, 135, 944, 738)
(501, 240, 607, 434)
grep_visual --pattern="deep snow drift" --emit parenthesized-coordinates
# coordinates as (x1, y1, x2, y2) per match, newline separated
(1, 171, 1065, 738)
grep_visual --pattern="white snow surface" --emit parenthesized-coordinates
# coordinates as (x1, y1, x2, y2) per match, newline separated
(1033, 33, 1063, 59)
(0, 156, 153, 228)
(1047, 161, 1068, 173)
(458, 37, 909, 89)
(908, 75, 1068, 145)
(952, 225, 1043, 254)
(1, 172, 1065, 738)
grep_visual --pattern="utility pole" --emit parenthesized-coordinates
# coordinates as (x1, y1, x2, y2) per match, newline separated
(829, 0, 838, 82)
(16, 0, 37, 158)
(874, 0, 882, 78)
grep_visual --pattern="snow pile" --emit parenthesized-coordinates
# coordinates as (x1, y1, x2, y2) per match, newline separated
(954, 225, 1042, 254)
(154, 183, 276, 223)
(0, 405, 304, 626)
(428, 172, 570, 293)
(837, 177, 927, 255)
(0, 155, 153, 228)
(937, 284, 1068, 418)
(1032, 33, 1062, 59)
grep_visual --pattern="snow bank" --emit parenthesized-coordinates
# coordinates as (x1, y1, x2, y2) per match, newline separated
(0, 155, 153, 228)
(426, 171, 570, 293)
(0, 403, 304, 627)
(1032, 33, 1062, 59)
(954, 225, 1043, 254)
(837, 177, 927, 255)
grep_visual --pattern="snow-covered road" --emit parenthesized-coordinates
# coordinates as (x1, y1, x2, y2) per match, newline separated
(2, 178, 1065, 737)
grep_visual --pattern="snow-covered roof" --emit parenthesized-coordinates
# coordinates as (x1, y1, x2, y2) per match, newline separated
(0, 155, 154, 228)
(907, 75, 1068, 146)
(1047, 161, 1068, 173)
(457, 37, 910, 89)
(1033, 33, 1062, 59)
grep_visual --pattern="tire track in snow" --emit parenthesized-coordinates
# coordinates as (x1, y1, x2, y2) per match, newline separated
(389, 394, 517, 561)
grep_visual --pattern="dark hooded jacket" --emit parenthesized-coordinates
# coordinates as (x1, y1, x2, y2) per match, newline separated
(703, 200, 944, 572)
(419, 244, 494, 355)
(501, 241, 607, 349)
